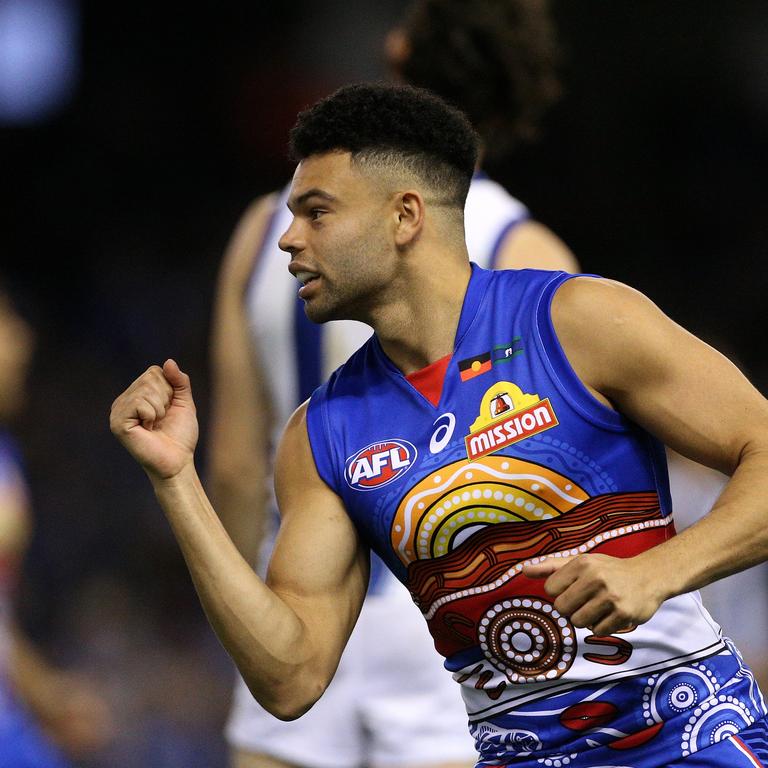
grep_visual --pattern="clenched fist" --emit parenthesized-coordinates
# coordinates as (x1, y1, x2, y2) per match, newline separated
(523, 552, 669, 636)
(110, 359, 198, 481)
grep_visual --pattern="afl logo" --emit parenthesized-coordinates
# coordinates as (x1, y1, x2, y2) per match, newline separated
(345, 440, 417, 491)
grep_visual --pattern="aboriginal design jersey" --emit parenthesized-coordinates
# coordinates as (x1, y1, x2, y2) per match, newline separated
(306, 265, 767, 768)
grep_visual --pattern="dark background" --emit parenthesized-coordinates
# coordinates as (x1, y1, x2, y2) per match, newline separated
(1, 1, 767, 765)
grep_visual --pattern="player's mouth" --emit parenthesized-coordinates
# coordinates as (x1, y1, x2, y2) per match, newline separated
(295, 270, 321, 299)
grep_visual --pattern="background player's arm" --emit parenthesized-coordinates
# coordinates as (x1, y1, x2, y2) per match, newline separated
(495, 219, 579, 272)
(0, 466, 111, 755)
(111, 364, 368, 720)
(526, 278, 768, 633)
(208, 194, 277, 565)
(9, 628, 113, 754)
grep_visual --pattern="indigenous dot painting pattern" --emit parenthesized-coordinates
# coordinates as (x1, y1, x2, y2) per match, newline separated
(307, 266, 768, 766)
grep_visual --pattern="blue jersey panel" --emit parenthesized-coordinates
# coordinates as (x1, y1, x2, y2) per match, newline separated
(306, 265, 766, 766)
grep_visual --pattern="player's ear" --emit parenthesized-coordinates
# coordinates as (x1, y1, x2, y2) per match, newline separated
(393, 190, 425, 248)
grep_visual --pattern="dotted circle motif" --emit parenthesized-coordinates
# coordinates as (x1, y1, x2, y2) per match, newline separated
(642, 666, 718, 727)
(669, 682, 698, 712)
(680, 696, 754, 756)
(478, 597, 575, 683)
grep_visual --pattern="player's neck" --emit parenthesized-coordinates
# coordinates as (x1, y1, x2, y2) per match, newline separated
(371, 254, 471, 376)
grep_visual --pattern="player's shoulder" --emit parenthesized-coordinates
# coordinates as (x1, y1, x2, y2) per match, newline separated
(551, 276, 654, 331)
(549, 276, 672, 390)
(218, 191, 282, 289)
(483, 263, 571, 294)
(283, 398, 309, 440)
(496, 220, 580, 272)
(468, 172, 526, 203)
(226, 192, 281, 246)
(245, 190, 281, 223)
(235, 191, 282, 247)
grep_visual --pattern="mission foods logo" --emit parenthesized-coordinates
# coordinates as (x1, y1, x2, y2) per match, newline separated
(465, 381, 558, 460)
(346, 440, 417, 491)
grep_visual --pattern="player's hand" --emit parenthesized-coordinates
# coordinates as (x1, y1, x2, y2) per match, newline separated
(110, 359, 198, 481)
(523, 552, 667, 636)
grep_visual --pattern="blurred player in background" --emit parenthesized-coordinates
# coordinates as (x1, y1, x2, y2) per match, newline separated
(209, 2, 576, 767)
(210, 0, 767, 765)
(0, 290, 112, 767)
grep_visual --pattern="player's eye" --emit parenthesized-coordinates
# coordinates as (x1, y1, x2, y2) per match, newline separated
(309, 208, 326, 221)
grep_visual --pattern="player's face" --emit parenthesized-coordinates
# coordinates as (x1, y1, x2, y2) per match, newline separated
(0, 295, 34, 421)
(281, 152, 398, 324)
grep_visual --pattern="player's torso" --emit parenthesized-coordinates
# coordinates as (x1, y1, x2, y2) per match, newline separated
(307, 266, 766, 766)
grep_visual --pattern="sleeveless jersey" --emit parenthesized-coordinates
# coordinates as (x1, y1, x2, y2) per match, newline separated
(306, 265, 766, 767)
(245, 176, 529, 587)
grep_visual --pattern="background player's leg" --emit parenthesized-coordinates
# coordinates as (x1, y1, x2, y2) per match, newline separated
(391, 764, 472, 768)
(231, 749, 303, 768)
(225, 626, 365, 768)
(360, 577, 478, 768)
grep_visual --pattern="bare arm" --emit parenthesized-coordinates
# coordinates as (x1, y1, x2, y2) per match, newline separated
(110, 362, 368, 719)
(525, 278, 768, 633)
(494, 219, 580, 272)
(208, 194, 277, 564)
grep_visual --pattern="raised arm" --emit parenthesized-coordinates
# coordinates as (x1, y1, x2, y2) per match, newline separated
(207, 194, 277, 565)
(525, 278, 768, 633)
(110, 362, 368, 720)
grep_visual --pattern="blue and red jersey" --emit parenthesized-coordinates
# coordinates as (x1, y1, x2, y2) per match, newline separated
(306, 265, 766, 767)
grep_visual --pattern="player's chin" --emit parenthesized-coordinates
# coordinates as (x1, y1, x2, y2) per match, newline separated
(302, 299, 334, 325)
(303, 296, 347, 325)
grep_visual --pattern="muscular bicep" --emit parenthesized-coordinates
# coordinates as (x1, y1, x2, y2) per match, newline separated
(268, 403, 368, 659)
(552, 278, 768, 475)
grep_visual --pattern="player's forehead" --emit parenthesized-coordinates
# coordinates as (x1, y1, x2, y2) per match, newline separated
(287, 151, 368, 210)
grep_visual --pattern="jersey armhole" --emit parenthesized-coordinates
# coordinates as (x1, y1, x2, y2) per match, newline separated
(306, 390, 343, 493)
(533, 273, 628, 432)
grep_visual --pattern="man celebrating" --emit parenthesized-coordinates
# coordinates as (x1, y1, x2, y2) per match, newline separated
(111, 84, 768, 767)
(214, 2, 576, 762)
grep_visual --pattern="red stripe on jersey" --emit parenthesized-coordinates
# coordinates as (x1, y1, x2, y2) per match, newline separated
(730, 735, 764, 767)
(406, 354, 451, 407)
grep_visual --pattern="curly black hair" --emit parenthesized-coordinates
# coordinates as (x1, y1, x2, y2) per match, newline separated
(394, 0, 561, 160)
(289, 83, 479, 208)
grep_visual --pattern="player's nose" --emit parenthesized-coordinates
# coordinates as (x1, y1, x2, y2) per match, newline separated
(278, 218, 304, 256)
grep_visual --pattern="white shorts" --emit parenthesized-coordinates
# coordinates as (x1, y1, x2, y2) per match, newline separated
(226, 572, 478, 768)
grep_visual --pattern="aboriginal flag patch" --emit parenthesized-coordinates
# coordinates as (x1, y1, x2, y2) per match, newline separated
(458, 351, 491, 381)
